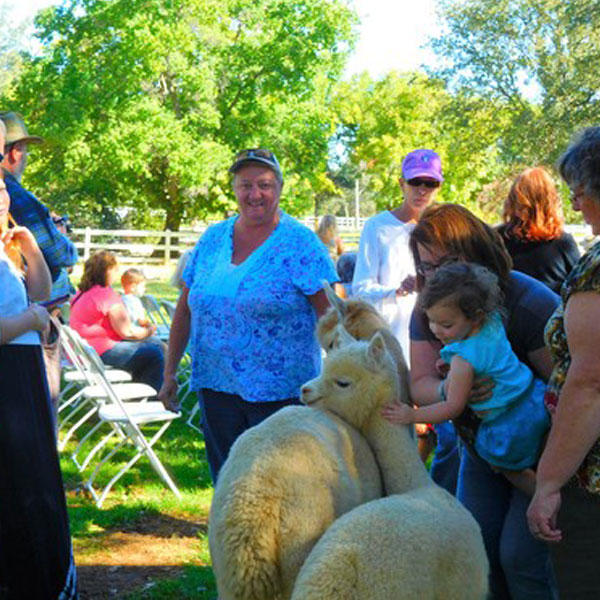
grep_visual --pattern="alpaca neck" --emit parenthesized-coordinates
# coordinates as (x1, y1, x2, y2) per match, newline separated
(363, 413, 432, 495)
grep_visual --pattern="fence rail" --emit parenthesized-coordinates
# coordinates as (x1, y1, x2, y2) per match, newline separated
(71, 221, 594, 264)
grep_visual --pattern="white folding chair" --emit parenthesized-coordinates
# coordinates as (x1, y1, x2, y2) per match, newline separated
(57, 327, 132, 452)
(140, 295, 171, 340)
(66, 328, 182, 507)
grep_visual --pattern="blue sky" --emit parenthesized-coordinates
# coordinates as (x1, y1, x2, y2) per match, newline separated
(3, 0, 441, 78)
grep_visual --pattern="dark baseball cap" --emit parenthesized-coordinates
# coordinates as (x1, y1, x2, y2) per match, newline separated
(229, 148, 283, 182)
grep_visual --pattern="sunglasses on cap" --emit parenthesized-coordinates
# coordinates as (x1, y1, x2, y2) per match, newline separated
(234, 148, 278, 162)
(406, 178, 441, 189)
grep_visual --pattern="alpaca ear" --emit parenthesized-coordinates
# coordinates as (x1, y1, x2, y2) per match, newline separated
(335, 323, 356, 347)
(366, 332, 387, 368)
(322, 280, 347, 318)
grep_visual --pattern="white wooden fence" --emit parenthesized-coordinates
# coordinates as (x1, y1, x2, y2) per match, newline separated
(71, 221, 594, 264)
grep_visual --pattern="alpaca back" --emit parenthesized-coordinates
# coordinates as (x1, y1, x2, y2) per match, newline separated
(291, 488, 488, 600)
(209, 405, 383, 600)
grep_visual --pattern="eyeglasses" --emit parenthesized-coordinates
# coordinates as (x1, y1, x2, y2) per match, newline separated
(406, 178, 441, 189)
(416, 255, 458, 277)
(569, 186, 584, 204)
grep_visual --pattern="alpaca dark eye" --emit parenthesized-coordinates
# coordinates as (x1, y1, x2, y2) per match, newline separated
(335, 380, 350, 388)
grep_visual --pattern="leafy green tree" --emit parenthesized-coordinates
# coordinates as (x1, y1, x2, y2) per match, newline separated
(3, 0, 357, 229)
(331, 71, 509, 220)
(430, 0, 600, 167)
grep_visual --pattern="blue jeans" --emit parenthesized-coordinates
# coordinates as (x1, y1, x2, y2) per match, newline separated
(429, 421, 461, 495)
(457, 449, 557, 599)
(101, 337, 165, 391)
(199, 389, 301, 483)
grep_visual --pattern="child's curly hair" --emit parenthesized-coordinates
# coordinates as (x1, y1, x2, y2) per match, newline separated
(419, 262, 503, 321)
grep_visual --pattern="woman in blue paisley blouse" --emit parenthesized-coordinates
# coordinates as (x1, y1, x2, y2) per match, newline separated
(158, 149, 336, 482)
(527, 127, 600, 597)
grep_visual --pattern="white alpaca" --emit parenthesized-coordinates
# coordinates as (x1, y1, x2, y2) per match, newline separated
(209, 288, 411, 600)
(208, 405, 384, 600)
(292, 334, 488, 599)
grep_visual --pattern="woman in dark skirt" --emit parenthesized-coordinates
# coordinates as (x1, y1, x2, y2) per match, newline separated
(0, 166, 77, 598)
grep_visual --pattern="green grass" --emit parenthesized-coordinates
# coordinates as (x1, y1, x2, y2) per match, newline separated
(60, 400, 217, 598)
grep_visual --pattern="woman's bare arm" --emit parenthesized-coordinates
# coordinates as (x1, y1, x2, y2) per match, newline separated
(108, 302, 155, 340)
(529, 292, 600, 541)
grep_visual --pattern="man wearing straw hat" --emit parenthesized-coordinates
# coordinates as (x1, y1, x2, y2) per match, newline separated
(0, 111, 78, 285)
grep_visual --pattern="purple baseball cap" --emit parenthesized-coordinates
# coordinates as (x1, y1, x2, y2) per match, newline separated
(401, 149, 443, 182)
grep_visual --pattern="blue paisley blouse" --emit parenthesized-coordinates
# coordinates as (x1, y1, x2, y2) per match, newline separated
(545, 240, 600, 494)
(183, 211, 337, 403)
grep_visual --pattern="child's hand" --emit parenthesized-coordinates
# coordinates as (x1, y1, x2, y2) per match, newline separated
(27, 304, 50, 332)
(381, 402, 416, 425)
(145, 323, 157, 336)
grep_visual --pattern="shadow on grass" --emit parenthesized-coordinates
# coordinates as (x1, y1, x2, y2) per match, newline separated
(68, 503, 208, 539)
(78, 564, 216, 600)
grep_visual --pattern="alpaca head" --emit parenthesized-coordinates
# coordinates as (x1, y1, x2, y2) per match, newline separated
(302, 332, 399, 430)
(317, 281, 390, 352)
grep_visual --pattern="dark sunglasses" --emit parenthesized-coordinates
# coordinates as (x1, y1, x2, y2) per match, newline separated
(234, 148, 278, 163)
(407, 178, 440, 189)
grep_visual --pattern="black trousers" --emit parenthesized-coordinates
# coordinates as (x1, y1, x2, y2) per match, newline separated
(199, 388, 300, 483)
(551, 480, 600, 599)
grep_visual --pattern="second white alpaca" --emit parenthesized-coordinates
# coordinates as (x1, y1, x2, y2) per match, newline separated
(293, 333, 488, 599)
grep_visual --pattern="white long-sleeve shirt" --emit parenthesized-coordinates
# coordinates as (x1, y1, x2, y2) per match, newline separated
(351, 211, 417, 365)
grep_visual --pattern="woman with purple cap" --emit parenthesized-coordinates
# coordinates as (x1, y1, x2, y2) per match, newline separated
(352, 148, 443, 364)
(158, 148, 337, 483)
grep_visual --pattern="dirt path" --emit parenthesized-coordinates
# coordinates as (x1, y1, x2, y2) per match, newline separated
(74, 513, 207, 598)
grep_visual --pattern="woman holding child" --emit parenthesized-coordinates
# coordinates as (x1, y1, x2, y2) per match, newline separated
(158, 149, 337, 483)
(70, 250, 164, 390)
(402, 203, 558, 599)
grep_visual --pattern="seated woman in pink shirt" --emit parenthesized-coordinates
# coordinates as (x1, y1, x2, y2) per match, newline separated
(70, 250, 164, 390)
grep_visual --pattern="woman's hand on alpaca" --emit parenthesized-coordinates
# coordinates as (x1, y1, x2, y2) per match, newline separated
(381, 402, 415, 425)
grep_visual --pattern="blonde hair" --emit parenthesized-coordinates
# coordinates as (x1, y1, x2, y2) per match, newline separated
(317, 215, 338, 243)
(121, 268, 145, 288)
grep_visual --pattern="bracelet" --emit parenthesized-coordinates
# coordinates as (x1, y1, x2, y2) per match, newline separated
(437, 379, 447, 402)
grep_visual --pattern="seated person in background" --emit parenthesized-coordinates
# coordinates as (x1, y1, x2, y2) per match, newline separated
(121, 268, 149, 326)
(317, 214, 344, 263)
(170, 248, 193, 292)
(336, 251, 357, 298)
(498, 166, 580, 293)
(70, 250, 164, 390)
